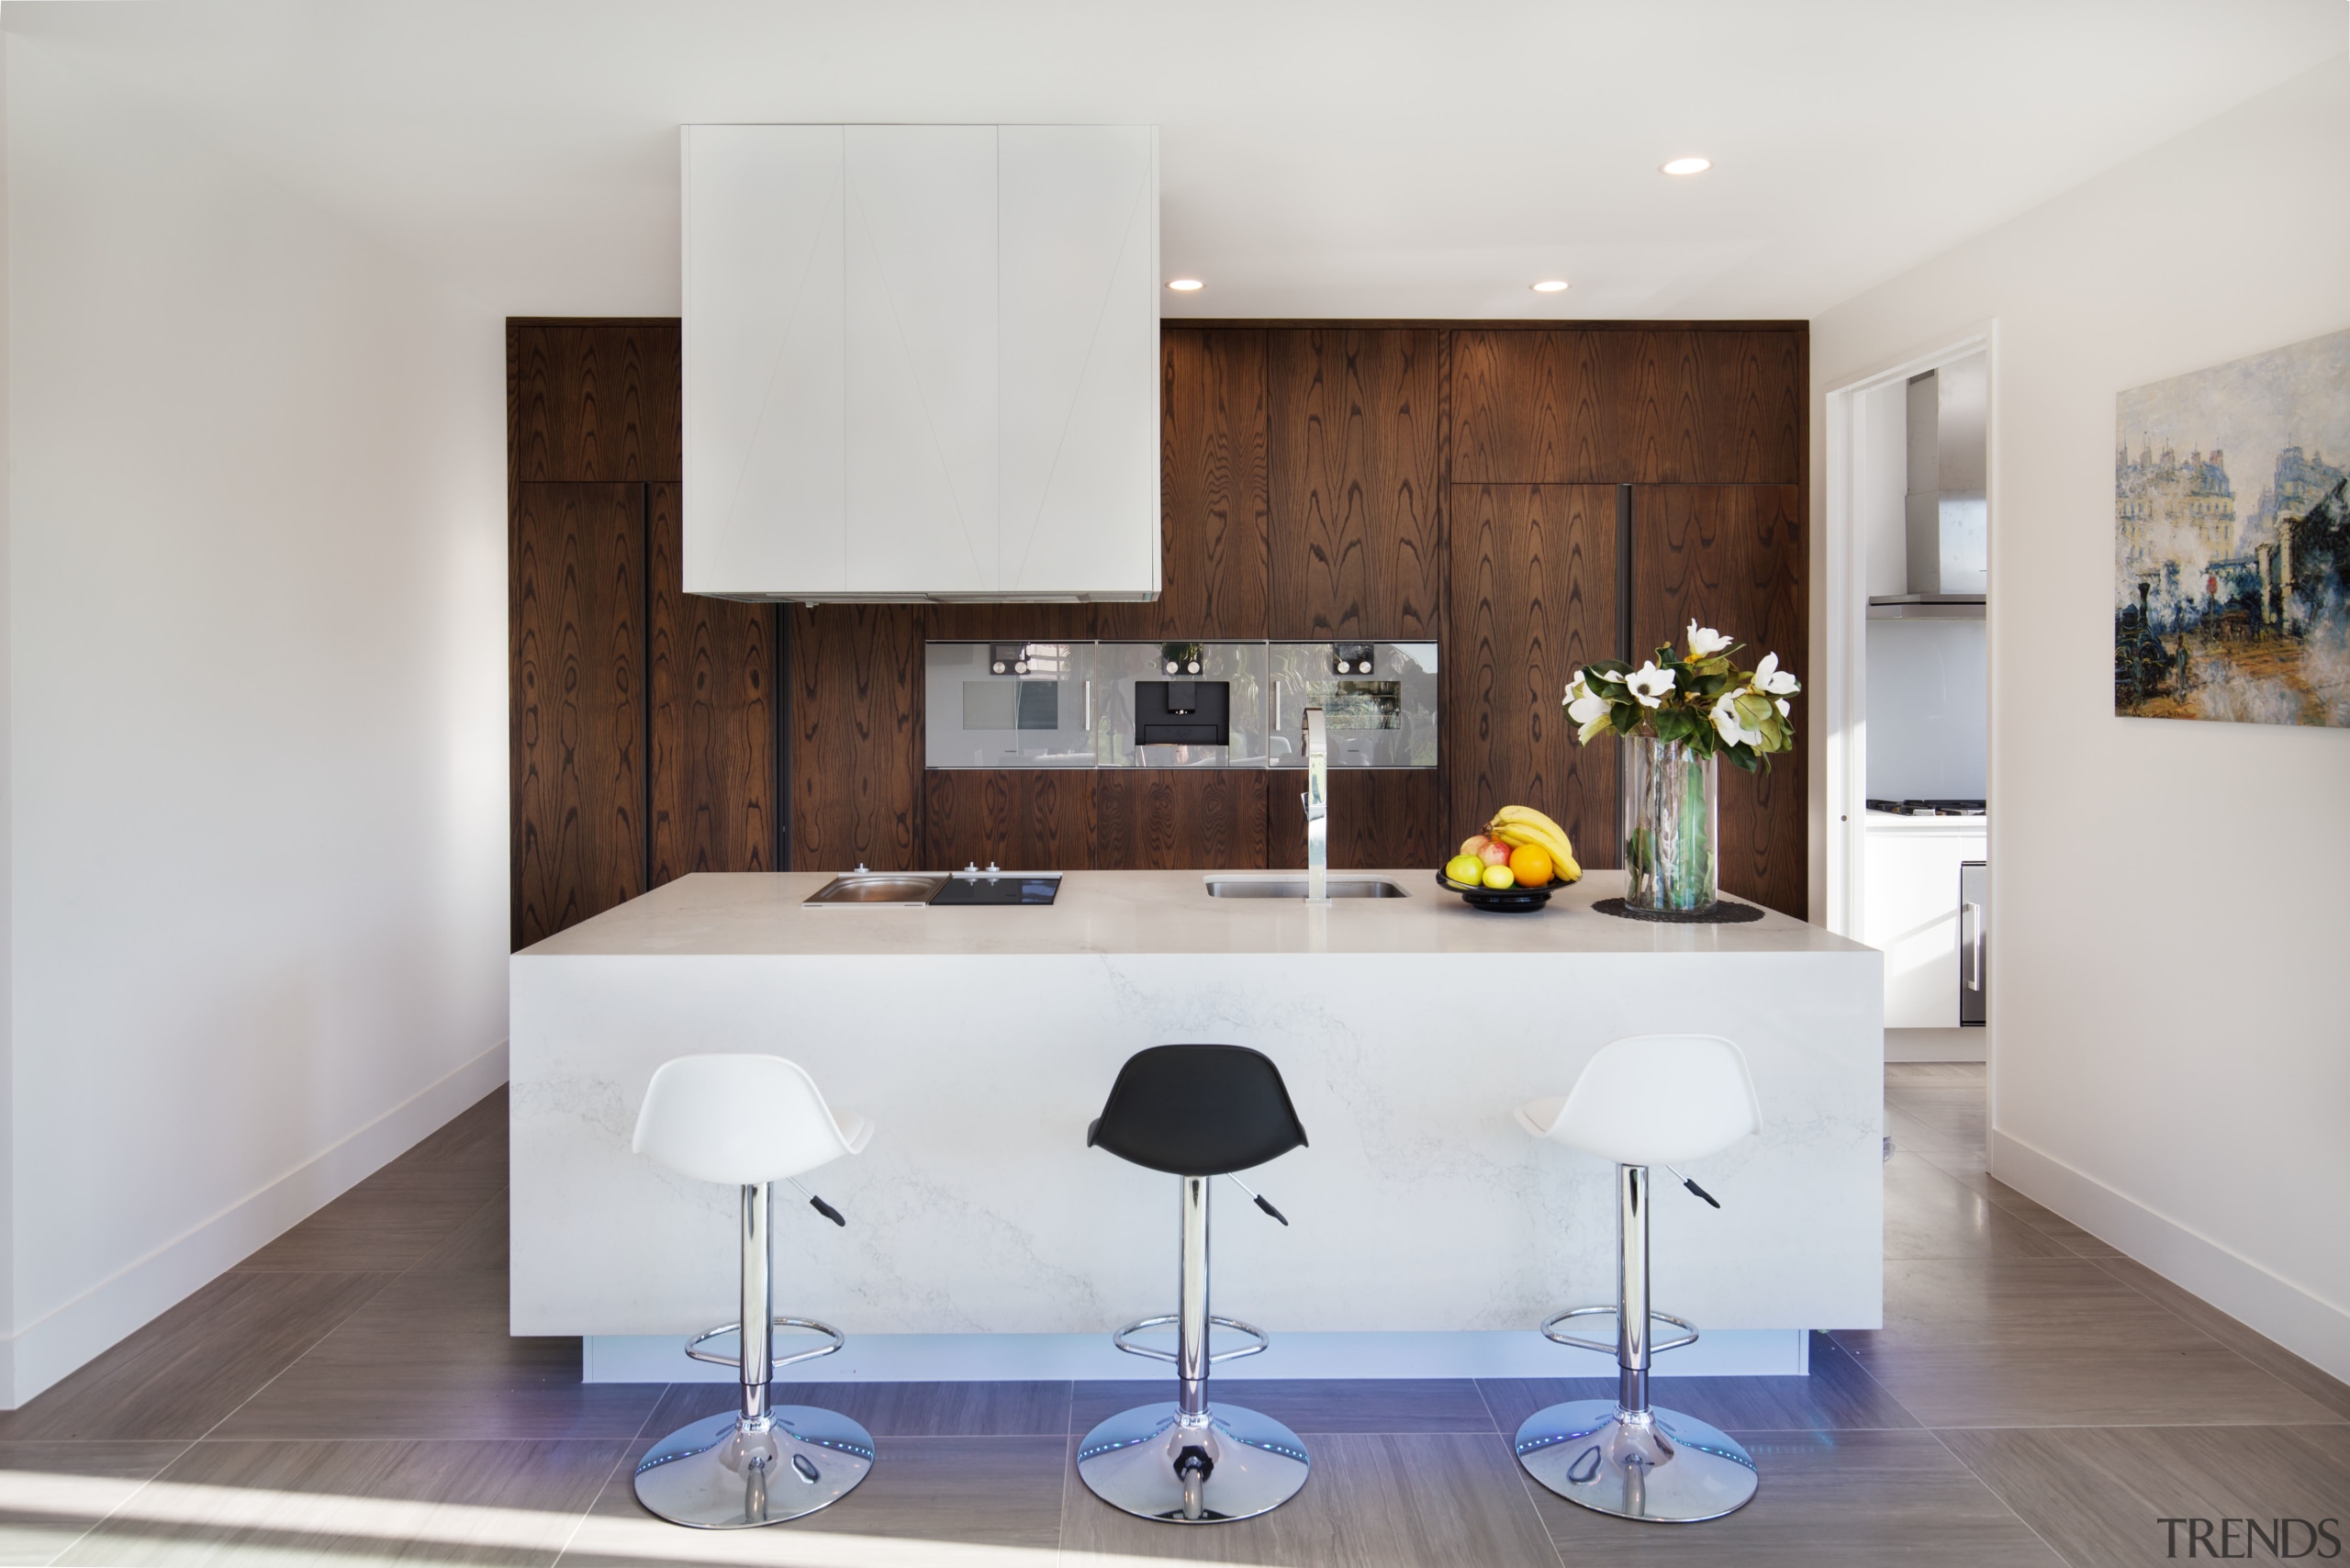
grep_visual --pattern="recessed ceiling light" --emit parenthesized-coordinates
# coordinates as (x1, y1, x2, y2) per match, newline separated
(1662, 156, 1713, 176)
(1530, 279, 1570, 293)
(1166, 278, 1204, 292)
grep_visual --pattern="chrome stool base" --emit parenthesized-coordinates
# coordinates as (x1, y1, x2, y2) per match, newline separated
(1077, 1402, 1311, 1523)
(1515, 1399, 1757, 1523)
(633, 1406, 876, 1529)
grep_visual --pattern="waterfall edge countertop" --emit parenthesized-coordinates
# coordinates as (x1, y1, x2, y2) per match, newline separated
(516, 868, 1868, 958)
(510, 869, 1884, 1365)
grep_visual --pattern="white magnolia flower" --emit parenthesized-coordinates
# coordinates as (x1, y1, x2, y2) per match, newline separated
(1563, 669, 1612, 725)
(1685, 622, 1733, 659)
(1775, 697, 1791, 718)
(1624, 661, 1675, 709)
(1710, 689, 1762, 747)
(1751, 652, 1800, 696)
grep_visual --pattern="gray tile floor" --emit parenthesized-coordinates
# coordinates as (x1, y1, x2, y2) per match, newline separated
(2, 1065, 2344, 1564)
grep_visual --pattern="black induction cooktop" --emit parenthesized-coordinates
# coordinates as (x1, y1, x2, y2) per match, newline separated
(929, 872, 1063, 906)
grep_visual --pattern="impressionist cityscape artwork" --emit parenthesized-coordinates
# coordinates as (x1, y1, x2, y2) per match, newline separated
(2114, 327, 2350, 726)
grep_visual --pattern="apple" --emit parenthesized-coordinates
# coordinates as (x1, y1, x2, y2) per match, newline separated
(1460, 834, 1492, 859)
(1444, 854, 1483, 886)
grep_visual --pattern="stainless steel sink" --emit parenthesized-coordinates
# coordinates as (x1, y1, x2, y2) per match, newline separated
(804, 873, 947, 908)
(1203, 877, 1409, 900)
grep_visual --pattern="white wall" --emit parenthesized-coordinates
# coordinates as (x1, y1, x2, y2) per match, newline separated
(1816, 55, 2350, 1379)
(1864, 619, 1987, 801)
(3, 39, 509, 1404)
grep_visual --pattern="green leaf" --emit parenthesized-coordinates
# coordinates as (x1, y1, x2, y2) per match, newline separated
(1611, 705, 1639, 736)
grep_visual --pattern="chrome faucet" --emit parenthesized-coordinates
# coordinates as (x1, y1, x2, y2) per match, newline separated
(1302, 707, 1328, 905)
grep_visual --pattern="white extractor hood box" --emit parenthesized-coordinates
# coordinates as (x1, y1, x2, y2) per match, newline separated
(682, 124, 1162, 604)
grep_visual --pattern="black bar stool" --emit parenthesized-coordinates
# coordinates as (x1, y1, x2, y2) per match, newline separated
(1075, 1044, 1311, 1523)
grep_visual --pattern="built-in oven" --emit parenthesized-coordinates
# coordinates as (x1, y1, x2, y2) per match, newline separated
(923, 642, 1101, 768)
(1266, 642, 1438, 768)
(923, 640, 1433, 771)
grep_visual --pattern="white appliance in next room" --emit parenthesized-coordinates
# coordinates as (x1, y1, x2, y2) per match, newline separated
(1863, 810, 1987, 1028)
(681, 123, 1161, 603)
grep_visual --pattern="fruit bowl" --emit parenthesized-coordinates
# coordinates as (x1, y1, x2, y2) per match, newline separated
(1435, 871, 1558, 913)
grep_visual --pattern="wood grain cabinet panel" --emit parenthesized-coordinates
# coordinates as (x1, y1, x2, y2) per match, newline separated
(1442, 484, 1620, 872)
(1091, 771, 1270, 870)
(648, 483, 776, 883)
(1451, 330, 1616, 484)
(923, 770, 1093, 871)
(1632, 484, 1807, 916)
(1097, 329, 1270, 640)
(509, 324, 680, 482)
(1267, 768, 1446, 871)
(1268, 329, 1443, 639)
(510, 481, 647, 948)
(1450, 328, 1803, 486)
(789, 604, 927, 871)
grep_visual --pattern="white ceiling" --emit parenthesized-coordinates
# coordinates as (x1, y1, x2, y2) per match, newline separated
(10, 0, 2344, 321)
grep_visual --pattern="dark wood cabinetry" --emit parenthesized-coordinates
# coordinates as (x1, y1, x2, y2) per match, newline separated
(788, 604, 924, 872)
(648, 482, 777, 884)
(1267, 768, 1445, 871)
(509, 480, 647, 948)
(1267, 328, 1444, 641)
(1095, 329, 1270, 641)
(1442, 482, 1622, 874)
(1630, 483, 1807, 916)
(1093, 771, 1270, 870)
(511, 318, 1807, 922)
(1451, 327, 1801, 486)
(508, 322, 774, 946)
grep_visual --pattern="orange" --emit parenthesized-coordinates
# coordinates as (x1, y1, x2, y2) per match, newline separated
(1507, 843, 1554, 887)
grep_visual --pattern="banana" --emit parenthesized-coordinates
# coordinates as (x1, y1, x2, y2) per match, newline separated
(1485, 804, 1583, 881)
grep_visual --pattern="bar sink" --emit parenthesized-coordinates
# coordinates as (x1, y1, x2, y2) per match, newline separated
(1203, 877, 1409, 899)
(804, 873, 947, 908)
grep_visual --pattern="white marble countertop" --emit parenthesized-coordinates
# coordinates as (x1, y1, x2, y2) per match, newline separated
(519, 868, 1864, 959)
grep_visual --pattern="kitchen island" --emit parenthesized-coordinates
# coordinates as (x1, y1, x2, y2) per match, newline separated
(511, 869, 1882, 1382)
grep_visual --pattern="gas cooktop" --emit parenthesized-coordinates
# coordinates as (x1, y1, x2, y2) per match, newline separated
(1866, 798, 1986, 817)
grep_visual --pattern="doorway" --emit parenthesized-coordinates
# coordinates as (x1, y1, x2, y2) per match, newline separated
(1821, 328, 1995, 1066)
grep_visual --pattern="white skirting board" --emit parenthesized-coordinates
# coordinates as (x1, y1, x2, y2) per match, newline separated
(1886, 1026, 1986, 1062)
(1992, 1129, 2350, 1385)
(582, 1327, 1810, 1383)
(0, 1039, 509, 1409)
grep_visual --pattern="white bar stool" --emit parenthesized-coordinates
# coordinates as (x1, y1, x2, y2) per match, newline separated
(1513, 1033, 1762, 1523)
(629, 1053, 876, 1529)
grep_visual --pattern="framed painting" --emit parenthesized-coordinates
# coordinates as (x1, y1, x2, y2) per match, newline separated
(2114, 326, 2350, 724)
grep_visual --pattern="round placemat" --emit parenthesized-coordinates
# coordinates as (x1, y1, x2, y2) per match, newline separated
(1593, 897, 1766, 924)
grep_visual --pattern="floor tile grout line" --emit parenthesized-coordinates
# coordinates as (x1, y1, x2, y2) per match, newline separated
(1495, 1425, 1576, 1568)
(552, 1443, 639, 1567)
(2074, 1253, 2350, 1414)
(1055, 1385, 1075, 1553)
(177, 1269, 406, 1447)
(1909, 1118, 2350, 1418)
(30, 1437, 201, 1568)
(1921, 1423, 2086, 1568)
(1819, 1326, 1936, 1435)
(1470, 1376, 1508, 1435)
(178, 1154, 498, 1444)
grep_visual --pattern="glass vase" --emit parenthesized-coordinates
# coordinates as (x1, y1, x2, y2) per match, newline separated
(1619, 732, 1718, 913)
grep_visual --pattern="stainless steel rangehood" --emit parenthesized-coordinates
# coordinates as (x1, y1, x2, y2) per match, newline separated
(1874, 353, 1986, 617)
(680, 124, 1162, 603)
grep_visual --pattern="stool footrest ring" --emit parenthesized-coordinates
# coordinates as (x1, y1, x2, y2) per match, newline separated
(1111, 1314, 1270, 1365)
(682, 1316, 846, 1372)
(1539, 1305, 1699, 1357)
